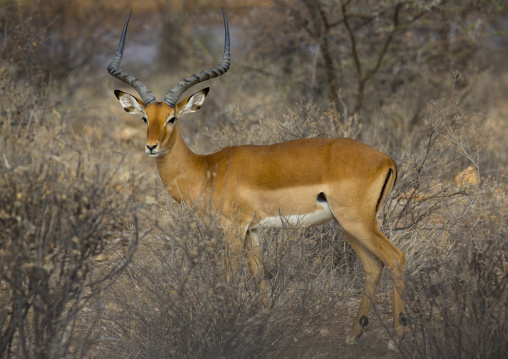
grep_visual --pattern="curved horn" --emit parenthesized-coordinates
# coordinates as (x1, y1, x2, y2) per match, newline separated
(108, 11, 156, 106)
(163, 8, 230, 108)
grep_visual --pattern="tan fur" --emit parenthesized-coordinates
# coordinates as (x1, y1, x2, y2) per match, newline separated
(115, 90, 406, 346)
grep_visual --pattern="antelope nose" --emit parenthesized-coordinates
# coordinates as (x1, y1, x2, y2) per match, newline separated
(146, 143, 158, 152)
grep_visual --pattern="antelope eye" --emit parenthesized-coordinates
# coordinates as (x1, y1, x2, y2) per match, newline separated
(166, 117, 175, 126)
(142, 117, 147, 124)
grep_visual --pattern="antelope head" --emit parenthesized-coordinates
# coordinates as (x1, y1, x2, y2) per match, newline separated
(108, 10, 230, 158)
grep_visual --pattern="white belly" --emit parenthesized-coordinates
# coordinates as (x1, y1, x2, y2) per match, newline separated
(251, 201, 334, 229)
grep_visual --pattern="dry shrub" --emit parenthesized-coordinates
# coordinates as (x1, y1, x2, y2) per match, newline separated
(0, 82, 141, 358)
(193, 98, 506, 358)
(202, 102, 354, 151)
(383, 101, 508, 357)
(404, 224, 508, 358)
(0, 71, 57, 129)
(102, 200, 349, 358)
(2, 67, 504, 357)
(22, 96, 498, 358)
(0, 0, 111, 90)
(387, 101, 488, 228)
(0, 2, 505, 356)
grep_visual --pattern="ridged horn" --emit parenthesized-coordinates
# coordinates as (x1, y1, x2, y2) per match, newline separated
(107, 10, 156, 106)
(163, 8, 230, 108)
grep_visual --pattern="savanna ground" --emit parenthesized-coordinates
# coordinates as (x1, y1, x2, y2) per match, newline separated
(1, 0, 507, 358)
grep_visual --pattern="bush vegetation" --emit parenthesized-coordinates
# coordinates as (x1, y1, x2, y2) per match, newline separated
(1, 1, 507, 358)
(0, 76, 141, 358)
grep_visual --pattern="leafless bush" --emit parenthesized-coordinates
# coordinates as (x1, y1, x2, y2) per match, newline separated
(102, 199, 349, 358)
(0, 73, 57, 129)
(0, 0, 110, 91)
(376, 100, 507, 357)
(385, 100, 488, 229)
(196, 98, 506, 357)
(13, 91, 495, 358)
(244, 0, 506, 120)
(1, 2, 506, 357)
(203, 102, 355, 151)
(401, 206, 507, 358)
(98, 104, 368, 357)
(0, 81, 141, 358)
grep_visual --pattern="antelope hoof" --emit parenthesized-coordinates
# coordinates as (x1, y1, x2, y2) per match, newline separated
(387, 339, 398, 351)
(387, 329, 406, 351)
(346, 330, 363, 344)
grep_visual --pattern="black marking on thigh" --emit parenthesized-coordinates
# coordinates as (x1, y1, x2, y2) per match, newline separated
(376, 168, 392, 211)
(399, 313, 408, 326)
(317, 192, 327, 203)
(359, 315, 368, 328)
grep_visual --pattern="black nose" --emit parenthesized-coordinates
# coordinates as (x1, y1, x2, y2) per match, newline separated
(146, 143, 158, 151)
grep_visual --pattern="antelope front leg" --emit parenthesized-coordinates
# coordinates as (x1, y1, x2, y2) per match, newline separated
(245, 229, 268, 307)
(221, 219, 244, 283)
(224, 233, 243, 283)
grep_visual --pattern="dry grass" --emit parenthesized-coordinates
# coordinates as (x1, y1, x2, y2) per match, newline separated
(0, 79, 143, 358)
(2, 80, 507, 359)
(93, 98, 506, 359)
(1, 2, 507, 358)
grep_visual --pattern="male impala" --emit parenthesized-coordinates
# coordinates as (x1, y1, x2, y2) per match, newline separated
(108, 10, 407, 348)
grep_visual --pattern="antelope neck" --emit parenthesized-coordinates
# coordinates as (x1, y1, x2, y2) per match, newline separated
(155, 123, 204, 202)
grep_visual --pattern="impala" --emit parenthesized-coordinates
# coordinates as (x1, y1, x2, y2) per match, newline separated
(108, 10, 407, 347)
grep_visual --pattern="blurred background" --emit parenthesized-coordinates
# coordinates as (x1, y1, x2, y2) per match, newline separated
(2, 0, 507, 162)
(1, 1, 507, 358)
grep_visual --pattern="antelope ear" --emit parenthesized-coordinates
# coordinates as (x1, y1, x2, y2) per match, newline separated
(114, 90, 146, 115)
(176, 88, 209, 117)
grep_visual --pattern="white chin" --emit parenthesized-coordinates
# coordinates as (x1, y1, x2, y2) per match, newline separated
(147, 153, 160, 158)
